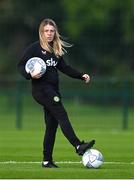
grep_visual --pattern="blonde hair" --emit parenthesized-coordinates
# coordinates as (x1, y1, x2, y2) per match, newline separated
(39, 18, 72, 57)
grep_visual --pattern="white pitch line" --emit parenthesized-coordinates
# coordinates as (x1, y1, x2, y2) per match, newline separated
(0, 161, 134, 165)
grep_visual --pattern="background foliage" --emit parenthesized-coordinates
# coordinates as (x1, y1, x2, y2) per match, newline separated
(0, 0, 134, 77)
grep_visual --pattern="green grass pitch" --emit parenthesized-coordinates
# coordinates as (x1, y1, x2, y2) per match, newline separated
(0, 102, 134, 178)
(0, 130, 134, 179)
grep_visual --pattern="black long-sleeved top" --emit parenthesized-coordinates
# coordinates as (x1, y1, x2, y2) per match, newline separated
(18, 41, 84, 89)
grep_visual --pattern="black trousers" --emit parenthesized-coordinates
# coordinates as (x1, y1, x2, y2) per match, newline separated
(32, 84, 81, 161)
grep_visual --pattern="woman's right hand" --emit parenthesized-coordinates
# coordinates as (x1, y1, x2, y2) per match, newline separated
(82, 74, 90, 83)
(30, 71, 42, 79)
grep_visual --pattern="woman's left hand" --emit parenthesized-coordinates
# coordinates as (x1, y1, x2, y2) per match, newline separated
(82, 74, 90, 83)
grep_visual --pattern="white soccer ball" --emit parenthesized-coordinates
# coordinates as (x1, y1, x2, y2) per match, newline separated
(25, 57, 46, 76)
(82, 149, 104, 168)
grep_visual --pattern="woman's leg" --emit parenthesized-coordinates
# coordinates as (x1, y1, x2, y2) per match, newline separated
(42, 92, 81, 147)
(43, 108, 58, 162)
(33, 87, 95, 156)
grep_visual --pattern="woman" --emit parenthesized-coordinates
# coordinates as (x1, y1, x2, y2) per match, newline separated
(18, 18, 95, 168)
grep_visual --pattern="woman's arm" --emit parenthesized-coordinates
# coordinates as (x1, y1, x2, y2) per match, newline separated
(57, 57, 84, 80)
(57, 57, 90, 83)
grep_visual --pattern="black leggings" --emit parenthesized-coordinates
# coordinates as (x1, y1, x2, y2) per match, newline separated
(32, 85, 81, 161)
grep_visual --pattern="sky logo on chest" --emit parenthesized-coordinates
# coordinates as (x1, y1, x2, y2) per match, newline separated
(46, 58, 58, 67)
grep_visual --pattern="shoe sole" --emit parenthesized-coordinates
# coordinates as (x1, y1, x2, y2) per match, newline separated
(42, 166, 59, 168)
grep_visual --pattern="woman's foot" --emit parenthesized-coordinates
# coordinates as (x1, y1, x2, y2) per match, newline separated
(42, 161, 59, 168)
(76, 140, 95, 155)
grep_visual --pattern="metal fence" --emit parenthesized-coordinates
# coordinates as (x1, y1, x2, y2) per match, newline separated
(0, 77, 134, 130)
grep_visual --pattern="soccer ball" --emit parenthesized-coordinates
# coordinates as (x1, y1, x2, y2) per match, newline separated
(82, 149, 104, 168)
(25, 57, 46, 76)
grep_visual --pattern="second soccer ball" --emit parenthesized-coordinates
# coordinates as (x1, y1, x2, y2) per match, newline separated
(82, 149, 104, 168)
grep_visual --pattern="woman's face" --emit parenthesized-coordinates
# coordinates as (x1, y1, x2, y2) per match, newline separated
(43, 24, 55, 43)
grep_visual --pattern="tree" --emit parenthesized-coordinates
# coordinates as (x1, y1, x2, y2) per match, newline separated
(60, 0, 134, 76)
(0, 0, 64, 76)
(0, 0, 134, 76)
